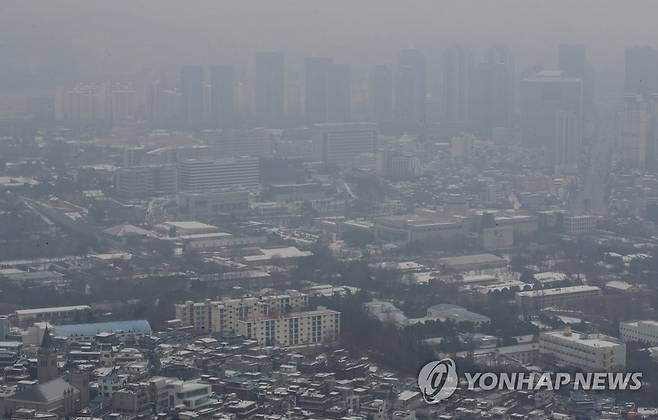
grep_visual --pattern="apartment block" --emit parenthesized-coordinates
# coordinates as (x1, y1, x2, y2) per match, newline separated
(238, 306, 341, 347)
(174, 292, 309, 336)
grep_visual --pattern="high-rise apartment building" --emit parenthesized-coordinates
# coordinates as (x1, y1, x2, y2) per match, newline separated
(238, 307, 340, 347)
(174, 292, 310, 336)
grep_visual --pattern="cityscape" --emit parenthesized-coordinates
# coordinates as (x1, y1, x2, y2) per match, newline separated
(3, 1, 658, 419)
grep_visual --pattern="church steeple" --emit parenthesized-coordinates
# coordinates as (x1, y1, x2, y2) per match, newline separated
(37, 326, 58, 382)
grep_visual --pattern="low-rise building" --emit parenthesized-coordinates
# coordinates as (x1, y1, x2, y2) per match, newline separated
(515, 285, 601, 313)
(619, 320, 658, 345)
(564, 215, 597, 235)
(436, 253, 508, 272)
(374, 215, 465, 244)
(14, 305, 92, 326)
(539, 328, 626, 371)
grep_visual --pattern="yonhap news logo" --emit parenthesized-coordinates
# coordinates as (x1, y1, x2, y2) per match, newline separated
(417, 358, 459, 404)
(418, 358, 642, 404)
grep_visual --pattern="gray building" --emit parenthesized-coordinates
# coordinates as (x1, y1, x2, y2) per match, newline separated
(520, 70, 583, 159)
(179, 157, 260, 192)
(255, 52, 285, 126)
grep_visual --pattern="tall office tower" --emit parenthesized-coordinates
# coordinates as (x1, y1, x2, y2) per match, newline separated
(625, 46, 658, 96)
(210, 65, 235, 127)
(559, 44, 586, 79)
(394, 49, 427, 127)
(147, 79, 181, 125)
(520, 70, 583, 152)
(179, 157, 260, 192)
(647, 94, 658, 168)
(255, 52, 285, 126)
(554, 111, 582, 175)
(559, 44, 594, 121)
(619, 94, 649, 169)
(304, 57, 352, 123)
(368, 65, 393, 124)
(326, 63, 351, 122)
(180, 65, 204, 127)
(471, 45, 515, 137)
(442, 45, 474, 131)
(312, 122, 377, 166)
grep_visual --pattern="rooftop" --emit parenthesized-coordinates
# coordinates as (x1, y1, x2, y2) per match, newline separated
(516, 285, 600, 298)
(53, 320, 152, 337)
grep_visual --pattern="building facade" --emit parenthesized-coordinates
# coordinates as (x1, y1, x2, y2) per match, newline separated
(539, 329, 626, 371)
(174, 292, 310, 336)
(237, 307, 340, 347)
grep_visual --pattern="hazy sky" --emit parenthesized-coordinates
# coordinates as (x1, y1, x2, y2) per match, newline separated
(2, 0, 658, 96)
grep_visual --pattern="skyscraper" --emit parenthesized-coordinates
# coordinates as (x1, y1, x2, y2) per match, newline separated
(369, 65, 393, 124)
(554, 110, 582, 174)
(210, 65, 235, 127)
(180, 65, 204, 127)
(304, 57, 351, 123)
(619, 94, 649, 169)
(559, 44, 586, 80)
(559, 44, 594, 121)
(520, 70, 583, 152)
(394, 49, 427, 127)
(304, 57, 331, 124)
(326, 63, 351, 123)
(255, 52, 285, 126)
(471, 45, 515, 137)
(443, 45, 474, 130)
(625, 46, 658, 96)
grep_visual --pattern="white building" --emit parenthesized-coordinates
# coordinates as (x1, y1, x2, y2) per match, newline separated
(620, 320, 658, 345)
(15, 305, 92, 326)
(516, 285, 601, 312)
(114, 165, 179, 198)
(174, 292, 309, 336)
(238, 306, 340, 347)
(312, 122, 377, 166)
(564, 215, 597, 235)
(179, 157, 260, 192)
(178, 190, 250, 218)
(539, 329, 626, 371)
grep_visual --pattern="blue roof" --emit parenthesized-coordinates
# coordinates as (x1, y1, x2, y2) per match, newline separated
(53, 320, 152, 337)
